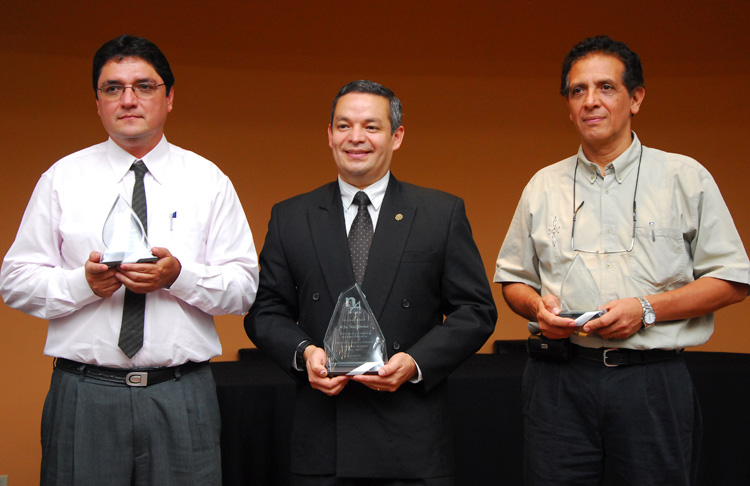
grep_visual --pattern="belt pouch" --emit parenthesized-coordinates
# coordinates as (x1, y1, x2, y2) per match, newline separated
(526, 334, 571, 362)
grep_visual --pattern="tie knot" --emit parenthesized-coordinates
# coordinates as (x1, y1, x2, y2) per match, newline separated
(353, 191, 371, 207)
(130, 160, 148, 179)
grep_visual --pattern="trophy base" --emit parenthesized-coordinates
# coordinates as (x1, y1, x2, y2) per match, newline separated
(101, 252, 159, 267)
(326, 362, 384, 376)
(327, 369, 381, 376)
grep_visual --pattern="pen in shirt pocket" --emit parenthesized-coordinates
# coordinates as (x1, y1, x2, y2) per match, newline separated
(170, 211, 177, 231)
(649, 221, 655, 242)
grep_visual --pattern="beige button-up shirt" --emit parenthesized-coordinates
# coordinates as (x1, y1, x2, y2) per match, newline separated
(495, 133, 750, 350)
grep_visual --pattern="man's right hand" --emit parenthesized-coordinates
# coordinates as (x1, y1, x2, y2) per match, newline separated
(304, 345, 350, 396)
(535, 294, 580, 340)
(503, 283, 580, 339)
(84, 251, 122, 298)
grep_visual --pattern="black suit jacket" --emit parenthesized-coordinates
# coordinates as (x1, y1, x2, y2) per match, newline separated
(245, 175, 497, 478)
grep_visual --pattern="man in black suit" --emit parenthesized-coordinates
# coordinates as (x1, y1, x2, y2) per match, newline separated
(245, 80, 497, 485)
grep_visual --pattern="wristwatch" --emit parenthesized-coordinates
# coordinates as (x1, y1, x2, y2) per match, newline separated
(637, 297, 656, 329)
(295, 339, 314, 370)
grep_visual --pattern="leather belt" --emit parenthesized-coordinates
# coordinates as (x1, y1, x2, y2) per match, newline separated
(55, 358, 206, 387)
(573, 345, 682, 368)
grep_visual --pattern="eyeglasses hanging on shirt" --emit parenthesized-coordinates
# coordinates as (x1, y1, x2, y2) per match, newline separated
(571, 145, 643, 254)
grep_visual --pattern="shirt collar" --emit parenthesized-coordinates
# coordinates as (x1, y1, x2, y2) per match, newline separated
(338, 171, 390, 211)
(105, 135, 170, 184)
(576, 131, 642, 185)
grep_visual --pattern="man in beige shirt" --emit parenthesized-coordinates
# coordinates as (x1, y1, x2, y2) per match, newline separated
(495, 35, 749, 485)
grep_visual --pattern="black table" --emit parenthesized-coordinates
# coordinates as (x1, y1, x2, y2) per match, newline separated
(212, 349, 750, 485)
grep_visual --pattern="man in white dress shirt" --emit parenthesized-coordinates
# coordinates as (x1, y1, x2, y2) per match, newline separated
(0, 34, 259, 485)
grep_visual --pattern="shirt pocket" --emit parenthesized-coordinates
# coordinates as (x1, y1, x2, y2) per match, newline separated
(161, 221, 208, 262)
(628, 226, 687, 292)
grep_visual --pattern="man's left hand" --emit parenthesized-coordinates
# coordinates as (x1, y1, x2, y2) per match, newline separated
(116, 247, 181, 293)
(582, 297, 643, 340)
(352, 352, 417, 392)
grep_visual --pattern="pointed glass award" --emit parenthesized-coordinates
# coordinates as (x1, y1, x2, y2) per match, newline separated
(100, 195, 158, 267)
(558, 254, 605, 326)
(324, 283, 388, 376)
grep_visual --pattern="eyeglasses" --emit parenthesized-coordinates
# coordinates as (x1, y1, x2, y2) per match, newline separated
(97, 83, 165, 100)
(571, 145, 642, 254)
(571, 200, 636, 254)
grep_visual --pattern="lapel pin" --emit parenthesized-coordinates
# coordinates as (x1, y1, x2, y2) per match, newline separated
(395, 214, 404, 221)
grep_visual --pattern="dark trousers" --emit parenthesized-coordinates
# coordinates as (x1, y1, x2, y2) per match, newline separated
(41, 363, 222, 486)
(292, 475, 455, 486)
(523, 355, 702, 486)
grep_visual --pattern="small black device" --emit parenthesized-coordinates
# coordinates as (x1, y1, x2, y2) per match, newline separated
(558, 310, 605, 326)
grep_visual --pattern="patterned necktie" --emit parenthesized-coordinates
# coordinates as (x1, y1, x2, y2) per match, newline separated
(348, 191, 374, 285)
(118, 160, 148, 358)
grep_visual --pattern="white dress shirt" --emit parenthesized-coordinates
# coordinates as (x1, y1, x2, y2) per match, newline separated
(338, 172, 390, 234)
(0, 137, 259, 367)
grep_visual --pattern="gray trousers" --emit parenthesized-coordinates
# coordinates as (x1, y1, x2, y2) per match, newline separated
(41, 363, 222, 486)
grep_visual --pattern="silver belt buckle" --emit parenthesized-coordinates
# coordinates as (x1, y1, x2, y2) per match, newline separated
(126, 371, 149, 386)
(602, 348, 619, 367)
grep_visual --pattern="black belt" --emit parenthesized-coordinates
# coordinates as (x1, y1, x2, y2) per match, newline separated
(55, 358, 206, 387)
(573, 345, 682, 367)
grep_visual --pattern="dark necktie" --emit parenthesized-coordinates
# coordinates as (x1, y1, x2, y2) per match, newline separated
(118, 160, 148, 358)
(348, 191, 374, 285)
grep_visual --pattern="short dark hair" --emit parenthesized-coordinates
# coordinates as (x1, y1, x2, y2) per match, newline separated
(330, 80, 402, 134)
(92, 34, 174, 98)
(560, 35, 644, 97)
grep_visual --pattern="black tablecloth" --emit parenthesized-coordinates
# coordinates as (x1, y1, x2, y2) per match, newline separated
(212, 350, 750, 485)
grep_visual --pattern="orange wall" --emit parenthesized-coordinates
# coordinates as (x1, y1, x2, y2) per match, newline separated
(2, 1, 749, 483)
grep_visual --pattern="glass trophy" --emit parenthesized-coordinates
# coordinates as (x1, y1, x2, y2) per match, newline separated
(324, 283, 388, 376)
(100, 195, 158, 267)
(558, 254, 605, 326)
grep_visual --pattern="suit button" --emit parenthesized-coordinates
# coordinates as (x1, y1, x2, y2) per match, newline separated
(312, 292, 320, 301)
(401, 299, 410, 308)
(393, 342, 401, 350)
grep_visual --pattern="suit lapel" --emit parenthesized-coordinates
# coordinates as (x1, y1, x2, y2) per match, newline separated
(308, 183, 354, 305)
(363, 176, 415, 320)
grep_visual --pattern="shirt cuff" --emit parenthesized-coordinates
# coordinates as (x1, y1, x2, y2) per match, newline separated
(167, 260, 198, 298)
(69, 266, 99, 304)
(409, 358, 423, 383)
